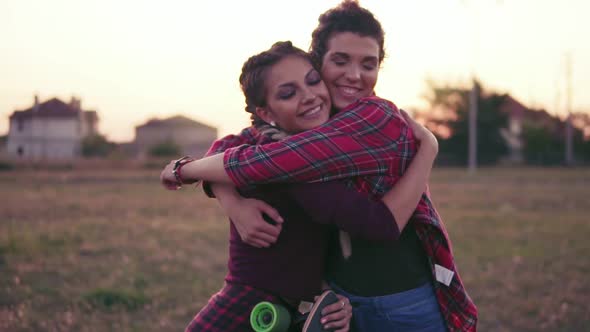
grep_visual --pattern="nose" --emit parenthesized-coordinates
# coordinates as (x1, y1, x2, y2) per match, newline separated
(301, 88, 317, 105)
(344, 65, 361, 82)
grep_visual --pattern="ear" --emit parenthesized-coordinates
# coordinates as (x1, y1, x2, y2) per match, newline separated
(255, 106, 275, 125)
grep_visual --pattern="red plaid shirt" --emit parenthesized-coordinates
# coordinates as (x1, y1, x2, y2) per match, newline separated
(206, 96, 478, 331)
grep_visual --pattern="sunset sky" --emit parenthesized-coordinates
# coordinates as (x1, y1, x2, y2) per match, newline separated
(1, 0, 589, 142)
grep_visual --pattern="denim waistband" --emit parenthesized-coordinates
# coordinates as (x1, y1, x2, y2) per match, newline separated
(330, 281, 435, 309)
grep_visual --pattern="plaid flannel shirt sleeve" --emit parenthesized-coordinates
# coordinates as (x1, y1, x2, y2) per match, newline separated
(204, 126, 259, 157)
(201, 126, 259, 197)
(223, 97, 416, 187)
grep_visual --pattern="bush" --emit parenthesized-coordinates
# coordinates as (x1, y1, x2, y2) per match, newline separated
(148, 140, 181, 157)
(0, 161, 14, 171)
(522, 125, 564, 165)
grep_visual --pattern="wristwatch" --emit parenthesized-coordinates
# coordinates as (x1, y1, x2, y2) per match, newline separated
(172, 156, 195, 186)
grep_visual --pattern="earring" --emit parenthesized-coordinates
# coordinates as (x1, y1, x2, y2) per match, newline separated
(270, 121, 276, 127)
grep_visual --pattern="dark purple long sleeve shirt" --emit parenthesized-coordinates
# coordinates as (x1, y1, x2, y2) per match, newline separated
(226, 181, 399, 301)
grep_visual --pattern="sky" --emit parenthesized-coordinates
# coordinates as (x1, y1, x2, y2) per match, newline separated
(1, 0, 589, 142)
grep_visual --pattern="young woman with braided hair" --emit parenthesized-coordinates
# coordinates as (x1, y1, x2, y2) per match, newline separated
(170, 41, 439, 332)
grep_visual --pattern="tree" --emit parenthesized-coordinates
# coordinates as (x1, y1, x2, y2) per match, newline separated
(522, 125, 564, 165)
(522, 113, 588, 165)
(81, 134, 116, 158)
(424, 81, 509, 165)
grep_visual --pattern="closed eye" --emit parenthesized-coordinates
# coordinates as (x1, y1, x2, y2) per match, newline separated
(362, 58, 378, 70)
(305, 69, 322, 86)
(278, 90, 295, 100)
(308, 78, 321, 85)
(330, 53, 349, 66)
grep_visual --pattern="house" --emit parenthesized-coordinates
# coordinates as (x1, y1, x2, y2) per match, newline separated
(133, 115, 217, 158)
(6, 95, 98, 160)
(499, 95, 571, 164)
(498, 95, 527, 164)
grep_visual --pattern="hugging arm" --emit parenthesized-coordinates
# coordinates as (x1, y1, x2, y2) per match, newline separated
(162, 99, 407, 186)
(161, 98, 438, 232)
(380, 111, 438, 229)
(200, 127, 260, 197)
(223, 98, 407, 186)
(285, 120, 437, 237)
(201, 127, 286, 248)
(222, 98, 437, 230)
(284, 181, 400, 241)
(160, 99, 403, 247)
(209, 183, 284, 248)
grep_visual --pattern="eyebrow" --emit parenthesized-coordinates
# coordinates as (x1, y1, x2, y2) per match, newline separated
(331, 52, 378, 62)
(331, 52, 350, 59)
(364, 55, 378, 61)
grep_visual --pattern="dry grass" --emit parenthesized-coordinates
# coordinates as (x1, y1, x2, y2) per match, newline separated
(430, 168, 590, 331)
(1, 167, 589, 331)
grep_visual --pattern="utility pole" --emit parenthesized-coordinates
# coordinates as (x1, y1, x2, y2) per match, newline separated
(466, 2, 479, 174)
(565, 53, 574, 166)
(463, 0, 503, 173)
(468, 79, 478, 173)
(554, 77, 560, 118)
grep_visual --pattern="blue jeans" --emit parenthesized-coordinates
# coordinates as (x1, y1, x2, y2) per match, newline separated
(331, 282, 448, 332)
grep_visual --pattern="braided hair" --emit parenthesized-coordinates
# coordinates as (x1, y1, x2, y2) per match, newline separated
(239, 41, 313, 139)
(309, 0, 386, 68)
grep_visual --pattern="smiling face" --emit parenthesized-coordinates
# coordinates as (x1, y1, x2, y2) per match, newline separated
(320, 32, 380, 110)
(256, 55, 331, 134)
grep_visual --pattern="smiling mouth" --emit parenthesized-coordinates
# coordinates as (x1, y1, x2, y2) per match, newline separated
(337, 86, 362, 97)
(299, 104, 323, 118)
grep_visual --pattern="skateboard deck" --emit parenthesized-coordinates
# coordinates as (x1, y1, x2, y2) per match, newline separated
(250, 290, 340, 332)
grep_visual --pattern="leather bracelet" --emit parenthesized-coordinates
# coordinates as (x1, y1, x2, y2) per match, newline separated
(172, 156, 195, 186)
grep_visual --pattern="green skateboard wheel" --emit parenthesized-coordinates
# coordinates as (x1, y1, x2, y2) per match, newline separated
(250, 301, 291, 332)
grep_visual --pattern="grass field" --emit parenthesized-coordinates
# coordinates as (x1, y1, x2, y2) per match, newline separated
(1, 167, 589, 331)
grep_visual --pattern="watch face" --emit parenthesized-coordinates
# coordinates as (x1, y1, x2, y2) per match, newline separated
(174, 157, 193, 170)
(174, 157, 188, 169)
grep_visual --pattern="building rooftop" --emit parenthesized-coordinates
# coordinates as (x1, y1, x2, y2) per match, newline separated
(10, 96, 95, 120)
(137, 115, 216, 131)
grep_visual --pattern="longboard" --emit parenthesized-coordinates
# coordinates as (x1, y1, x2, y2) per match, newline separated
(250, 290, 340, 332)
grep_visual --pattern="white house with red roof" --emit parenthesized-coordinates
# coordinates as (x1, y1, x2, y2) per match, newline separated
(6, 95, 98, 160)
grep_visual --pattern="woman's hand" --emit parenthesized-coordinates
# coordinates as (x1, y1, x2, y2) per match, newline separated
(319, 294, 352, 332)
(224, 196, 284, 248)
(160, 160, 181, 190)
(211, 183, 283, 248)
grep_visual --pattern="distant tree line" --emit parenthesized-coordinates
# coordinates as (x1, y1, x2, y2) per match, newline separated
(80, 135, 181, 158)
(80, 85, 590, 166)
(147, 140, 181, 157)
(420, 81, 590, 166)
(81, 135, 117, 158)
